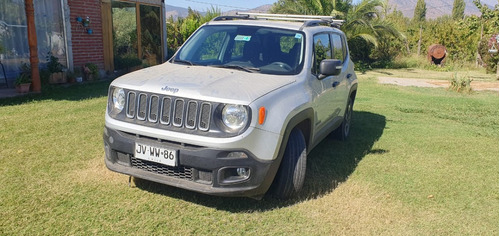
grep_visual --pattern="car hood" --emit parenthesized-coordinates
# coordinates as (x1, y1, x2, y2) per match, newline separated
(111, 63, 296, 104)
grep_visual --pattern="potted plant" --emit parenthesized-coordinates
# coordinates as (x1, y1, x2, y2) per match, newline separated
(66, 70, 76, 83)
(74, 67, 83, 83)
(47, 52, 66, 84)
(84, 63, 99, 81)
(15, 73, 31, 93)
(83, 16, 90, 27)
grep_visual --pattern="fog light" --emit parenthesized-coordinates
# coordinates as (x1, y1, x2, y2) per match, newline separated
(237, 168, 250, 178)
(104, 143, 111, 160)
(227, 152, 248, 158)
(219, 167, 251, 184)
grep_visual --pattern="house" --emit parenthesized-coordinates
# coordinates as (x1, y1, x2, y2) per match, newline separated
(0, 0, 167, 87)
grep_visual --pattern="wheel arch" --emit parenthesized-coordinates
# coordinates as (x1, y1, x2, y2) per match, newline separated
(349, 83, 358, 102)
(281, 108, 314, 153)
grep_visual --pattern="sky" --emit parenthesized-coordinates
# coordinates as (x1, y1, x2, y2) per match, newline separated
(166, 0, 277, 11)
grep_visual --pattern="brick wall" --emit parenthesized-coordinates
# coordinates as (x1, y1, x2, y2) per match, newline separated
(68, 0, 104, 70)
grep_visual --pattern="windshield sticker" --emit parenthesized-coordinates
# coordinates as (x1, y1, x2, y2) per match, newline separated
(295, 33, 302, 39)
(234, 35, 252, 41)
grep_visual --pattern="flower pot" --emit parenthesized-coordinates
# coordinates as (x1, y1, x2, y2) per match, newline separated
(16, 83, 30, 93)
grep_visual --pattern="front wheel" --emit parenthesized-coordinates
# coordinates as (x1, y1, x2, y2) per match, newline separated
(270, 128, 307, 199)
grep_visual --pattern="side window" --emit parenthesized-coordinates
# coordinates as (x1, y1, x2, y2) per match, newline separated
(330, 33, 345, 64)
(342, 35, 348, 62)
(312, 33, 332, 75)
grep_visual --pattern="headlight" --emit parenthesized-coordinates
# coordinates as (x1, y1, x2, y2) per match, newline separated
(222, 104, 248, 131)
(112, 87, 125, 112)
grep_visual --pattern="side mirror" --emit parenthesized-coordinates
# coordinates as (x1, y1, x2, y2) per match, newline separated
(318, 59, 342, 79)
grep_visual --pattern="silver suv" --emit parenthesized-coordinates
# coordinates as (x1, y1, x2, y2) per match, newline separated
(104, 13, 358, 199)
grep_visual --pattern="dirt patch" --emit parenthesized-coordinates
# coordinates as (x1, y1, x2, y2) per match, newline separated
(378, 77, 499, 92)
(69, 156, 125, 185)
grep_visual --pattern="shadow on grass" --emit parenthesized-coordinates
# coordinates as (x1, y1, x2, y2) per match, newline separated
(0, 81, 110, 106)
(134, 111, 386, 212)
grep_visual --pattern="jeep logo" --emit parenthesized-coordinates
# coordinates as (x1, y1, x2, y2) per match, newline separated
(161, 85, 179, 94)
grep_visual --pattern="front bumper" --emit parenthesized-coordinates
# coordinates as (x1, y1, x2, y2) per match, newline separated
(103, 126, 280, 198)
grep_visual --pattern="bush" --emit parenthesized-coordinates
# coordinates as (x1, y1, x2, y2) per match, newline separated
(449, 72, 472, 93)
(114, 55, 142, 70)
(46, 52, 64, 74)
(84, 63, 99, 81)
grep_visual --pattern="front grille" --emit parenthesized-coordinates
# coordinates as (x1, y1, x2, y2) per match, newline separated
(149, 95, 159, 122)
(186, 101, 197, 129)
(137, 93, 148, 120)
(173, 99, 184, 127)
(126, 92, 136, 118)
(124, 91, 213, 132)
(131, 157, 193, 180)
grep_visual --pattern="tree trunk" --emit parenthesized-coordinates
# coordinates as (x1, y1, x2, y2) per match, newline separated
(417, 26, 422, 56)
(405, 39, 411, 55)
(25, 0, 41, 92)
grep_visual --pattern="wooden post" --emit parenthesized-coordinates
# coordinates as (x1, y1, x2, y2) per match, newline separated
(25, 0, 41, 92)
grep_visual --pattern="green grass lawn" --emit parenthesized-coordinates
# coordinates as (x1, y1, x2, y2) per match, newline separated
(0, 71, 498, 235)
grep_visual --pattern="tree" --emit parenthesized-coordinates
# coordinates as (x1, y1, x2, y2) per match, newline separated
(452, 0, 465, 20)
(166, 7, 221, 59)
(270, 0, 404, 64)
(413, 0, 426, 23)
(270, 0, 352, 17)
(473, 0, 499, 73)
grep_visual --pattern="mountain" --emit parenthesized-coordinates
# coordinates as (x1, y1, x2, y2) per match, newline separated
(223, 4, 273, 16)
(165, 5, 190, 19)
(167, 0, 497, 20)
(165, 4, 272, 19)
(387, 0, 497, 19)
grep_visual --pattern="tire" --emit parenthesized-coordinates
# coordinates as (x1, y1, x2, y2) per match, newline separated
(335, 96, 353, 141)
(270, 128, 307, 199)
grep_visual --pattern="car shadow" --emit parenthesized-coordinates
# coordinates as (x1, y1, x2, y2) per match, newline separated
(134, 111, 387, 212)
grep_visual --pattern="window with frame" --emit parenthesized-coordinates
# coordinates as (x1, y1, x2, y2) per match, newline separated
(331, 33, 345, 63)
(312, 33, 332, 75)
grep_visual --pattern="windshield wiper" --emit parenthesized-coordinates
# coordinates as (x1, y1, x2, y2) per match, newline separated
(172, 59, 198, 66)
(210, 64, 261, 73)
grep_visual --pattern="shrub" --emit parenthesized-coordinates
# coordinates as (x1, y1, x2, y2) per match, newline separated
(114, 55, 142, 70)
(46, 52, 64, 74)
(449, 72, 472, 93)
(84, 63, 99, 81)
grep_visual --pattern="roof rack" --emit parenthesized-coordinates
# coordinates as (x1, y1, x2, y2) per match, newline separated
(212, 15, 252, 21)
(235, 12, 344, 29)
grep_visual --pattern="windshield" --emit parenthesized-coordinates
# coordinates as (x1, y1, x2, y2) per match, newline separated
(173, 25, 305, 75)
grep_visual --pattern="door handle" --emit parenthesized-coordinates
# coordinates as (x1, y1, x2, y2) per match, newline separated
(332, 81, 340, 87)
(347, 73, 352, 79)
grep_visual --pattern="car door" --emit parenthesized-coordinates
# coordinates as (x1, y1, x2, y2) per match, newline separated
(329, 32, 349, 118)
(310, 33, 341, 133)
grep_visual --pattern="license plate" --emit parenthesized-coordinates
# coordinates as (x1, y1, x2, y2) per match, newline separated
(135, 143, 178, 167)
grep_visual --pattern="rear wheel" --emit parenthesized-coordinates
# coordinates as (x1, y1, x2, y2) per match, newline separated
(335, 96, 353, 141)
(270, 128, 307, 199)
